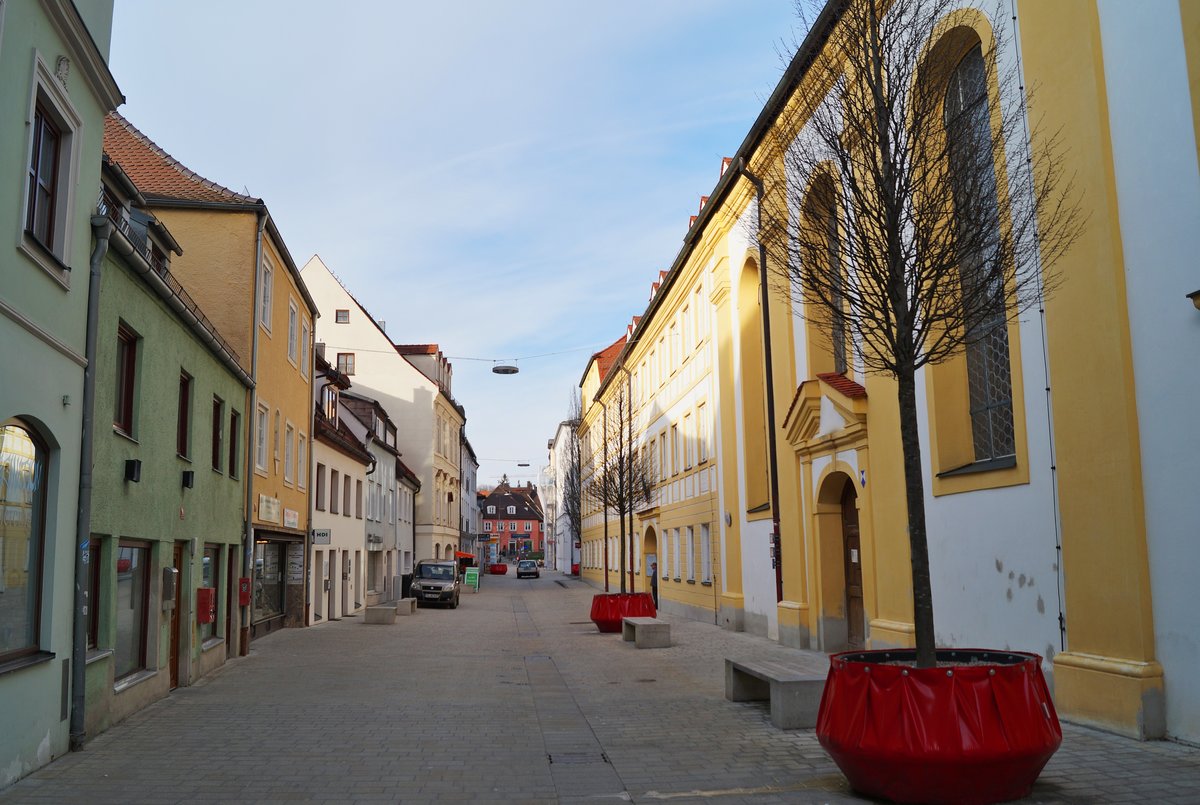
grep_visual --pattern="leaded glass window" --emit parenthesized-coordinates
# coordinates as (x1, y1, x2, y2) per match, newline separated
(945, 45, 1014, 460)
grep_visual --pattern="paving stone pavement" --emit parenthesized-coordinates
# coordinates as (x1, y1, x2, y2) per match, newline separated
(2, 573, 1198, 804)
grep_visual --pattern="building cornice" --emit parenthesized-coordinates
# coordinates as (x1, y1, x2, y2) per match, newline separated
(40, 0, 123, 111)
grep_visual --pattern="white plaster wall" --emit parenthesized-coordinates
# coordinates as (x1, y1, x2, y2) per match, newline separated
(311, 440, 368, 617)
(301, 256, 442, 559)
(1097, 0, 1200, 744)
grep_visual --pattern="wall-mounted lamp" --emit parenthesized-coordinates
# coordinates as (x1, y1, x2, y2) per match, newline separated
(124, 459, 142, 483)
(725, 511, 733, 527)
(182, 470, 195, 489)
(1188, 290, 1200, 311)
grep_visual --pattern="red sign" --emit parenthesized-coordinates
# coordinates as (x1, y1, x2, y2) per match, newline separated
(238, 577, 251, 606)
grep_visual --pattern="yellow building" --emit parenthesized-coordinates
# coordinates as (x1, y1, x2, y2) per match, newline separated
(588, 0, 1199, 743)
(104, 114, 320, 645)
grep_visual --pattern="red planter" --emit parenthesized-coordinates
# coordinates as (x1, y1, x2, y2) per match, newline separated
(488, 563, 508, 575)
(589, 592, 656, 633)
(816, 648, 1061, 805)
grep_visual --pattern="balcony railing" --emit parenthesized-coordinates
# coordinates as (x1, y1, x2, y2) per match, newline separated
(97, 188, 242, 368)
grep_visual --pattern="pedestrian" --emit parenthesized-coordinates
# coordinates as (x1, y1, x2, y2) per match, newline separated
(649, 561, 658, 607)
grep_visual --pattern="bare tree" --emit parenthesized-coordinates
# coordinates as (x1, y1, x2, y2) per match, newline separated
(562, 391, 584, 568)
(585, 384, 655, 594)
(753, 0, 1082, 666)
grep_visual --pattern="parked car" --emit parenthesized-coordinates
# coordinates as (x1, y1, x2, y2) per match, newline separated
(410, 560, 460, 608)
(517, 559, 540, 579)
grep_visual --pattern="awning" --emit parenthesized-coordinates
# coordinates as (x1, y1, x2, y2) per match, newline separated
(455, 551, 474, 559)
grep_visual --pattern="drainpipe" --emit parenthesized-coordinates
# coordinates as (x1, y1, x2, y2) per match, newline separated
(736, 158, 784, 603)
(70, 215, 112, 750)
(241, 210, 268, 653)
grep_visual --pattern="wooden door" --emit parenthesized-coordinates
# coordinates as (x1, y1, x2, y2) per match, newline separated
(170, 543, 184, 689)
(841, 483, 864, 649)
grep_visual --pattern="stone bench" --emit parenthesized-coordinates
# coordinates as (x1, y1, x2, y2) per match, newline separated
(396, 598, 417, 616)
(622, 616, 670, 649)
(725, 658, 825, 729)
(364, 605, 396, 625)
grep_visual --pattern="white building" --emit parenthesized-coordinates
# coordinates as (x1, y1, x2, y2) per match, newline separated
(310, 356, 372, 623)
(460, 435, 482, 566)
(300, 255, 465, 564)
(545, 421, 580, 575)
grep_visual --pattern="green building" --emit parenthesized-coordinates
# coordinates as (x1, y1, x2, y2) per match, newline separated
(83, 159, 252, 735)
(0, 0, 122, 787)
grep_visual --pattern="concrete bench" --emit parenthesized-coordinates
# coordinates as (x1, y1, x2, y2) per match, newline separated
(622, 616, 670, 649)
(725, 658, 825, 729)
(364, 605, 396, 625)
(396, 598, 417, 616)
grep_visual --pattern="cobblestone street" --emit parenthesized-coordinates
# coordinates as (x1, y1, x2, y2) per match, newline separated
(3, 573, 1198, 804)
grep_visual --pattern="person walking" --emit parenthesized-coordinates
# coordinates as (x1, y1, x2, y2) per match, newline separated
(649, 562, 659, 607)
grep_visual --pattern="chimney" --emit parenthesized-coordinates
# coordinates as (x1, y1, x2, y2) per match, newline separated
(315, 342, 326, 359)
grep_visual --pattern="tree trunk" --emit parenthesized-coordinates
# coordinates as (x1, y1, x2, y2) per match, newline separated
(896, 364, 936, 667)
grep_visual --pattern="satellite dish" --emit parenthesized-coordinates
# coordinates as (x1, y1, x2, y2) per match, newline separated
(492, 364, 519, 375)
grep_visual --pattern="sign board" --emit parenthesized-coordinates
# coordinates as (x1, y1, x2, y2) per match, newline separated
(286, 543, 304, 584)
(464, 566, 480, 591)
(258, 494, 281, 524)
(284, 508, 300, 529)
(312, 529, 331, 545)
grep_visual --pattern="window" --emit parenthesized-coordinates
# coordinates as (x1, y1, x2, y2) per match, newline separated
(297, 434, 306, 490)
(284, 424, 295, 484)
(387, 490, 394, 524)
(510, 521, 517, 531)
(26, 103, 61, 249)
(330, 470, 340, 514)
(315, 463, 326, 510)
(300, 319, 310, 378)
(697, 403, 708, 463)
(658, 435, 667, 482)
(115, 541, 150, 679)
(672, 529, 681, 579)
(945, 45, 1014, 463)
(670, 424, 680, 475)
(176, 371, 192, 458)
(211, 397, 224, 472)
(695, 287, 705, 343)
(335, 309, 350, 324)
(228, 410, 241, 479)
(683, 413, 693, 469)
(484, 521, 492, 532)
(343, 474, 351, 518)
(273, 411, 281, 466)
(507, 505, 515, 515)
(498, 522, 505, 532)
(336, 353, 355, 376)
(114, 323, 138, 434)
(487, 505, 495, 514)
(259, 260, 273, 331)
(287, 301, 298, 364)
(0, 422, 48, 664)
(686, 527, 695, 581)
(700, 523, 712, 582)
(200, 544, 221, 643)
(253, 541, 284, 621)
(255, 404, 268, 471)
(739, 260, 770, 511)
(355, 480, 363, 519)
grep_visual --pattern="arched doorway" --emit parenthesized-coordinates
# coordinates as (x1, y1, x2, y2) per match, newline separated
(840, 481, 864, 648)
(643, 527, 659, 603)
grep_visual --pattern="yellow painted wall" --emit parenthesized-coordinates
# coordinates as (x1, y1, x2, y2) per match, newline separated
(1018, 0, 1162, 739)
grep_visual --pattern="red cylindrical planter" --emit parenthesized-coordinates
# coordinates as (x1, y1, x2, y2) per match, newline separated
(816, 648, 1061, 805)
(590, 592, 656, 632)
(488, 563, 508, 575)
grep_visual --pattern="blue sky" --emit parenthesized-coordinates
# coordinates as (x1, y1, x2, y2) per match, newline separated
(109, 0, 801, 487)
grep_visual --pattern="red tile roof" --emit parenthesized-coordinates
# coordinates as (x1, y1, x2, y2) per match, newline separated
(593, 335, 627, 383)
(103, 113, 258, 205)
(817, 372, 867, 399)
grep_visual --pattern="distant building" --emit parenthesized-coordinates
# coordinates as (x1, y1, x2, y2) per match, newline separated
(480, 478, 545, 559)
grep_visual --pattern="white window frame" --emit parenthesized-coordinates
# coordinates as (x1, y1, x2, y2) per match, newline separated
(259, 259, 273, 332)
(284, 422, 295, 484)
(697, 402, 708, 464)
(507, 505, 515, 515)
(686, 526, 695, 581)
(701, 523, 712, 582)
(487, 505, 495, 514)
(484, 521, 492, 532)
(300, 318, 310, 381)
(287, 300, 298, 365)
(297, 432, 307, 490)
(524, 521, 532, 532)
(254, 402, 269, 472)
(672, 528, 681, 580)
(18, 51, 84, 286)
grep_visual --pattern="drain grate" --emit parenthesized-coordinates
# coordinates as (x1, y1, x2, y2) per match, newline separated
(548, 752, 610, 765)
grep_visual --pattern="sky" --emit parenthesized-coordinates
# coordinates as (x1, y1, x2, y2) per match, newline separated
(108, 0, 803, 488)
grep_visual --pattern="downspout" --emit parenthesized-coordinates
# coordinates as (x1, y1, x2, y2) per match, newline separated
(241, 209, 268, 653)
(71, 214, 112, 750)
(737, 159, 784, 603)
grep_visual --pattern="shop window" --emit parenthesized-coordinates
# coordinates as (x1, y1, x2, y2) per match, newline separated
(200, 544, 221, 643)
(253, 541, 284, 621)
(115, 541, 150, 679)
(0, 422, 48, 664)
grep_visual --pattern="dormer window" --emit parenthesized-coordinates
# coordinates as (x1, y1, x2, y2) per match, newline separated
(507, 505, 516, 515)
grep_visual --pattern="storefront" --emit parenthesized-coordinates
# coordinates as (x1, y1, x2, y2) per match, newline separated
(251, 526, 306, 639)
